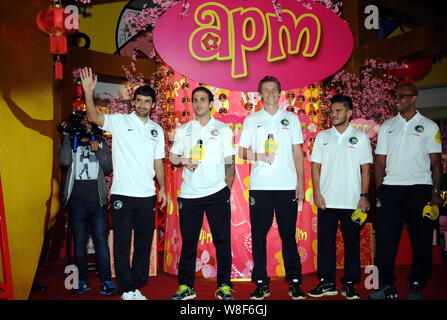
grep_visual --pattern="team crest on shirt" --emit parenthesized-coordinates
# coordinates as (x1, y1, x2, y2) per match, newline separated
(211, 129, 219, 136)
(280, 119, 289, 127)
(113, 200, 123, 210)
(249, 196, 256, 206)
(415, 125, 424, 133)
(349, 137, 358, 145)
(151, 129, 158, 137)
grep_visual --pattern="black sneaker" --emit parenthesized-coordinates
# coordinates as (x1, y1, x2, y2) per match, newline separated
(100, 280, 118, 296)
(368, 284, 399, 300)
(288, 282, 306, 300)
(408, 281, 423, 300)
(307, 281, 337, 298)
(71, 280, 91, 294)
(250, 284, 270, 300)
(171, 285, 196, 300)
(342, 283, 360, 300)
(216, 284, 235, 300)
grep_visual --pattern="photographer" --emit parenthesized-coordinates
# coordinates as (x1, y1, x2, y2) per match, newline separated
(59, 111, 117, 296)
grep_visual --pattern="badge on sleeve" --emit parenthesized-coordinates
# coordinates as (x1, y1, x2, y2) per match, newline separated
(435, 130, 442, 144)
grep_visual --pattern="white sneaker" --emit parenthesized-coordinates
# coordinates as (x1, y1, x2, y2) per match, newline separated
(132, 289, 148, 300)
(121, 291, 135, 300)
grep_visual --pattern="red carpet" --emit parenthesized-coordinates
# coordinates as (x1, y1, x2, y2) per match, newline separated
(29, 258, 447, 300)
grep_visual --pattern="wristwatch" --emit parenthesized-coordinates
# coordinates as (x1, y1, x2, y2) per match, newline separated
(360, 193, 369, 199)
(433, 188, 441, 195)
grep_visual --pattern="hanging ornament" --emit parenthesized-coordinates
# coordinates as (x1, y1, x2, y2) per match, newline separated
(181, 82, 190, 91)
(219, 107, 228, 115)
(36, 1, 78, 79)
(54, 55, 63, 80)
(182, 96, 190, 105)
(297, 108, 306, 115)
(286, 105, 295, 112)
(244, 102, 253, 111)
(182, 110, 190, 118)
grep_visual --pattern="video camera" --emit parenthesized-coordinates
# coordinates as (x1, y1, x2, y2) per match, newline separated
(57, 110, 103, 151)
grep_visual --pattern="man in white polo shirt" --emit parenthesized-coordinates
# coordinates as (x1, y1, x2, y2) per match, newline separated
(169, 86, 235, 300)
(370, 83, 442, 300)
(308, 94, 373, 300)
(80, 67, 167, 300)
(238, 76, 305, 300)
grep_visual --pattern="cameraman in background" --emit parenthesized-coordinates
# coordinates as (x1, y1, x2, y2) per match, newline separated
(59, 110, 117, 296)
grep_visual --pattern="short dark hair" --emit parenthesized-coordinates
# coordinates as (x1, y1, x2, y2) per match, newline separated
(133, 85, 156, 103)
(330, 94, 353, 110)
(258, 76, 281, 94)
(396, 83, 418, 96)
(192, 86, 214, 102)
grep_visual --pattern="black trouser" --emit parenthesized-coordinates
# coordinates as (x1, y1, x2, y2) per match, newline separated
(375, 184, 434, 286)
(317, 208, 360, 284)
(110, 195, 156, 293)
(249, 190, 302, 284)
(177, 187, 232, 288)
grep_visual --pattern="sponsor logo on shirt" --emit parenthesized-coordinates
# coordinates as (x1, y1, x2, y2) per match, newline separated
(113, 200, 123, 210)
(413, 125, 424, 136)
(127, 128, 134, 131)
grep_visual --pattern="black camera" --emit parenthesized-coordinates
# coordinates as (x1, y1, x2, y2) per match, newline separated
(57, 110, 103, 151)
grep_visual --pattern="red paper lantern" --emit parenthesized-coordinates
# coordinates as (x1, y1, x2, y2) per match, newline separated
(387, 57, 433, 81)
(36, 3, 78, 79)
(36, 4, 78, 54)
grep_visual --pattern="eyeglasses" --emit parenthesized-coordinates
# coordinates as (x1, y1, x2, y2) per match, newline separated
(394, 93, 417, 99)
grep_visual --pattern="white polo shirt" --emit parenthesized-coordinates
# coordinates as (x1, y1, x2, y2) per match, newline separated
(310, 125, 373, 209)
(239, 108, 303, 190)
(170, 117, 235, 198)
(376, 111, 442, 186)
(101, 112, 165, 197)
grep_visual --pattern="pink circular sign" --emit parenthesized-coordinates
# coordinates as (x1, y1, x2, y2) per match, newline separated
(153, 0, 353, 91)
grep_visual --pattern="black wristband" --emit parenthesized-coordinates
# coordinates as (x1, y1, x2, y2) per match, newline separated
(360, 193, 369, 199)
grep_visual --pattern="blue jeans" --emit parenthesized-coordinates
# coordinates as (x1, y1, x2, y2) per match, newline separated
(68, 199, 112, 282)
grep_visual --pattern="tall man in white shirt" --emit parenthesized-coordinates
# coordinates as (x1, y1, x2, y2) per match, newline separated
(239, 76, 305, 300)
(169, 86, 235, 300)
(370, 83, 442, 300)
(80, 68, 167, 300)
(308, 94, 373, 300)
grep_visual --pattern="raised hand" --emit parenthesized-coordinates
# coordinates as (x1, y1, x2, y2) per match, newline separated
(79, 67, 97, 94)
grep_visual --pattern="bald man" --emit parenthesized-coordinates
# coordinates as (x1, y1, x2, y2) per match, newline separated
(370, 83, 442, 300)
